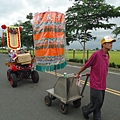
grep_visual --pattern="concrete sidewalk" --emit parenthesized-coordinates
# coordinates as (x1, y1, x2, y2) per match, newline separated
(67, 61, 120, 73)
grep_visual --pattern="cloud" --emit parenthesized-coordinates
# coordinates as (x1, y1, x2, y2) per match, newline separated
(0, 0, 73, 25)
(67, 28, 120, 50)
(106, 0, 120, 7)
(0, 0, 119, 24)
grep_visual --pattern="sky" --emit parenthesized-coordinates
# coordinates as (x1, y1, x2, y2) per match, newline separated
(0, 0, 120, 50)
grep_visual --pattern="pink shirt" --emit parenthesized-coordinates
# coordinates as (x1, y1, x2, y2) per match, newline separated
(84, 49, 110, 90)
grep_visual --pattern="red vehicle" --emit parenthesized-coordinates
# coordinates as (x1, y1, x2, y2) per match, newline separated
(7, 62, 39, 87)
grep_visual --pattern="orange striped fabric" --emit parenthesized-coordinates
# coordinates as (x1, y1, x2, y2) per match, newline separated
(32, 11, 66, 65)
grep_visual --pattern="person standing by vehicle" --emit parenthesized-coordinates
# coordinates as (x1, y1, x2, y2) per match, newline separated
(11, 48, 21, 62)
(75, 35, 116, 120)
(9, 50, 16, 62)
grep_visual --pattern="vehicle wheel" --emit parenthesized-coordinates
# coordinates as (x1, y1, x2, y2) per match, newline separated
(44, 96, 52, 106)
(7, 69, 11, 81)
(31, 70, 39, 83)
(59, 102, 68, 114)
(10, 73, 17, 88)
(51, 96, 56, 100)
(73, 99, 81, 108)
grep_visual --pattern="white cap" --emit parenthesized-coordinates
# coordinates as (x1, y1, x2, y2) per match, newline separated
(101, 35, 116, 45)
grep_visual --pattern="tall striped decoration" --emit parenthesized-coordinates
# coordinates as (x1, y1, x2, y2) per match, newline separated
(32, 11, 67, 72)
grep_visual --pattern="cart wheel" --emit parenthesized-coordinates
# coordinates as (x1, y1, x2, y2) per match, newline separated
(59, 102, 68, 114)
(44, 96, 52, 106)
(73, 99, 81, 108)
(10, 73, 17, 88)
(31, 70, 39, 83)
(51, 95, 56, 100)
(7, 69, 11, 81)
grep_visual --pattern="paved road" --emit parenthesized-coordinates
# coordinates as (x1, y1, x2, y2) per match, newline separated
(0, 54, 120, 120)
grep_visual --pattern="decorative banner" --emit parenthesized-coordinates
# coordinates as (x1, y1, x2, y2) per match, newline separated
(32, 11, 67, 72)
(1, 24, 6, 46)
(6, 26, 21, 50)
(2, 30, 5, 46)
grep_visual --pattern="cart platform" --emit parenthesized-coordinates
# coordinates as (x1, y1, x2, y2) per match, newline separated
(44, 73, 89, 114)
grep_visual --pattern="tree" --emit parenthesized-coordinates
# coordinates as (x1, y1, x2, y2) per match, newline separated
(66, 0, 120, 63)
(112, 26, 120, 38)
(14, 13, 33, 50)
(21, 20, 33, 48)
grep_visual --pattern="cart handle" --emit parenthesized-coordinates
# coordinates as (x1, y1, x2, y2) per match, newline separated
(74, 73, 90, 78)
(81, 73, 90, 77)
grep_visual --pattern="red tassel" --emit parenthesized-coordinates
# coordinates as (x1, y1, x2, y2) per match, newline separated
(2, 30, 5, 46)
(19, 26, 22, 32)
(1, 24, 6, 29)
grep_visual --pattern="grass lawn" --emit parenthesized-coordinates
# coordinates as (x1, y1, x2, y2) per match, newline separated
(67, 50, 120, 65)
(1, 49, 120, 65)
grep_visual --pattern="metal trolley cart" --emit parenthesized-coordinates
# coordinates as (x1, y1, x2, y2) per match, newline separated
(44, 73, 89, 114)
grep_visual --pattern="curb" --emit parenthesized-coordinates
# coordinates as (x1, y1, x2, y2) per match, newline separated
(67, 62, 120, 73)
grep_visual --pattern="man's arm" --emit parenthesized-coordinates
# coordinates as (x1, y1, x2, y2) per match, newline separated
(76, 66, 86, 77)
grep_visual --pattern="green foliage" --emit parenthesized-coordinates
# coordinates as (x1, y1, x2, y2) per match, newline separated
(69, 58, 87, 63)
(117, 64, 120, 68)
(112, 26, 120, 37)
(21, 20, 33, 48)
(66, 0, 120, 45)
(67, 50, 120, 66)
(109, 62, 116, 68)
(66, 0, 120, 64)
(26, 13, 33, 20)
(69, 58, 81, 63)
(14, 13, 33, 49)
(69, 58, 120, 68)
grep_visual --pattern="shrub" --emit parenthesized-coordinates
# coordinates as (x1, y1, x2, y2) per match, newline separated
(109, 62, 116, 68)
(68, 59, 120, 69)
(69, 59, 87, 63)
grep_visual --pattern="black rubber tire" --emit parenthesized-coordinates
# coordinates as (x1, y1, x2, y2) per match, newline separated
(59, 102, 68, 114)
(31, 70, 39, 83)
(7, 69, 11, 81)
(10, 73, 17, 88)
(44, 96, 52, 106)
(73, 99, 81, 108)
(51, 96, 56, 100)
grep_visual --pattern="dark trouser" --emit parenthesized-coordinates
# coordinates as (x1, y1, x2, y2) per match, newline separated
(84, 87, 105, 120)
